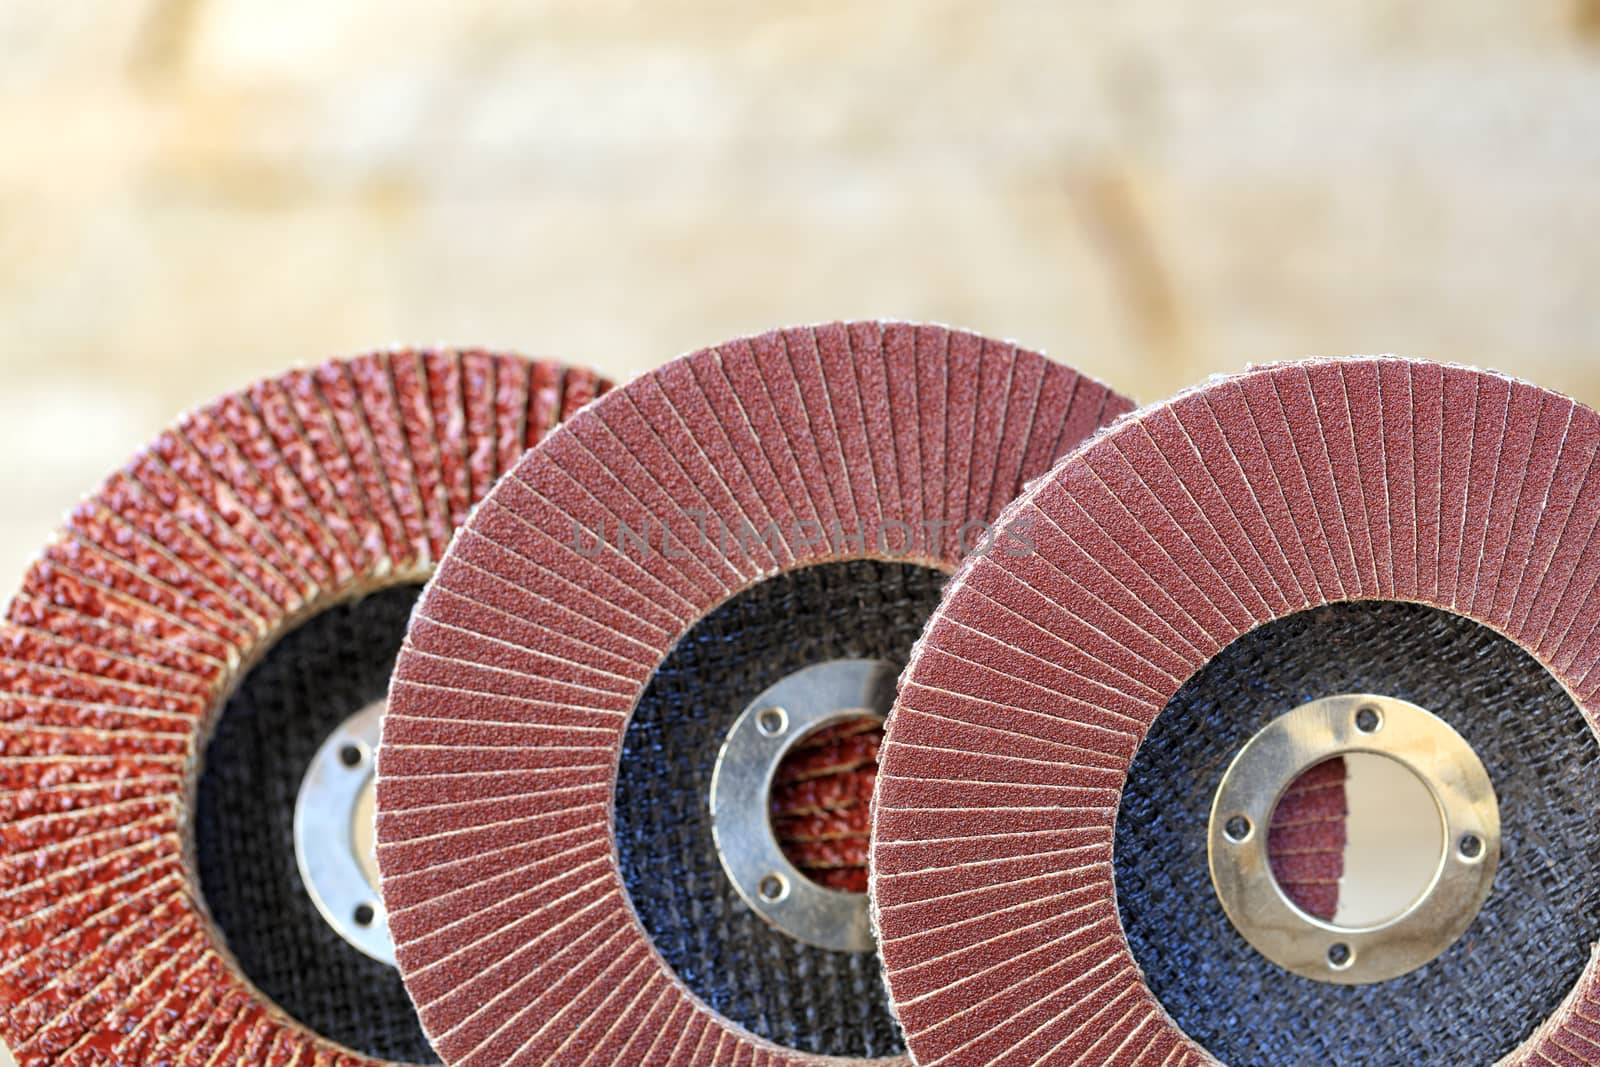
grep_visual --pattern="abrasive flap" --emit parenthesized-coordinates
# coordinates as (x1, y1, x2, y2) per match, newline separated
(0, 350, 606, 1065)
(375, 321, 1133, 1066)
(872, 358, 1600, 1066)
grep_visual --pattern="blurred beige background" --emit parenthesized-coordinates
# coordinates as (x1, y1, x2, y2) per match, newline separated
(2, 1, 1598, 596)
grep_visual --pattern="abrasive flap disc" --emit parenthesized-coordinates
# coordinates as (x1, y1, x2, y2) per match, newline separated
(871, 357, 1600, 1066)
(0, 350, 607, 1065)
(374, 321, 1133, 1066)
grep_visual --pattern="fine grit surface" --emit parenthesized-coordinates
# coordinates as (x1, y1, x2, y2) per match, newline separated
(871, 357, 1600, 1066)
(0, 350, 607, 1065)
(375, 321, 1133, 1066)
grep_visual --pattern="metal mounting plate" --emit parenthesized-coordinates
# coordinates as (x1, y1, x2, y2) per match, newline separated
(295, 699, 395, 966)
(709, 658, 896, 953)
(1208, 693, 1499, 985)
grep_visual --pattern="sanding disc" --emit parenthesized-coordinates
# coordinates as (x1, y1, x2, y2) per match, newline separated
(0, 350, 607, 1065)
(375, 321, 1132, 1066)
(870, 357, 1600, 1066)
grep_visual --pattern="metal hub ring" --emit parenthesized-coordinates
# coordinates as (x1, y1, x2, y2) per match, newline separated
(295, 699, 395, 966)
(1208, 692, 1500, 984)
(709, 658, 897, 953)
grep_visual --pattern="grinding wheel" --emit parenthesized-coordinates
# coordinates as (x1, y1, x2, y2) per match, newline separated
(0, 350, 607, 1065)
(871, 357, 1600, 1066)
(374, 321, 1133, 1066)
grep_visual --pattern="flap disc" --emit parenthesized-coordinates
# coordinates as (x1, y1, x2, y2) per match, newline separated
(0, 350, 607, 1065)
(871, 357, 1600, 1066)
(374, 321, 1133, 1066)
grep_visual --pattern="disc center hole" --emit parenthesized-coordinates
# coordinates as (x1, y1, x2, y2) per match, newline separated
(1267, 752, 1443, 928)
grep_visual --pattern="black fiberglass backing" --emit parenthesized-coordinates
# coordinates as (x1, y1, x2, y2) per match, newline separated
(616, 559, 946, 1059)
(195, 584, 438, 1064)
(1115, 601, 1600, 1066)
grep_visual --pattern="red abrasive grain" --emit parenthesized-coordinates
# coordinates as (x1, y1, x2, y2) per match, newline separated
(871, 358, 1600, 1067)
(771, 717, 880, 893)
(177, 405, 329, 595)
(212, 389, 341, 597)
(247, 374, 367, 584)
(37, 539, 257, 654)
(90, 473, 286, 620)
(282, 366, 392, 568)
(525, 362, 563, 449)
(461, 350, 500, 503)
(67, 501, 272, 633)
(0, 349, 609, 1067)
(314, 360, 417, 571)
(494, 357, 532, 480)
(350, 353, 433, 565)
(424, 351, 474, 533)
(391, 350, 455, 562)
(375, 321, 1132, 1067)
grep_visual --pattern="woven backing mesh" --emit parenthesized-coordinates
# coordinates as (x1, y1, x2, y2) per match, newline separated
(616, 559, 944, 1059)
(195, 584, 437, 1064)
(1115, 601, 1600, 1066)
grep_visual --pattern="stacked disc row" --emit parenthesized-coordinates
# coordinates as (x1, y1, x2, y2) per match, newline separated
(375, 322, 1133, 1066)
(20, 334, 1577, 1066)
(871, 359, 1600, 1066)
(0, 351, 607, 1066)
